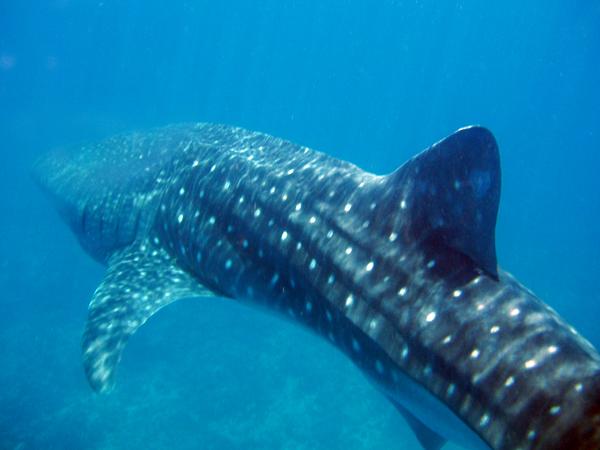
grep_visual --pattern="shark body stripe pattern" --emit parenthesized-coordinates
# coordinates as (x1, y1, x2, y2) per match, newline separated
(34, 123, 600, 449)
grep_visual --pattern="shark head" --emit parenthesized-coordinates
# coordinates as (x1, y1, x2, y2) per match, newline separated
(35, 123, 600, 449)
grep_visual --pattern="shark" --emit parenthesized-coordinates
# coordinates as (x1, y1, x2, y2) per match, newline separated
(34, 123, 600, 449)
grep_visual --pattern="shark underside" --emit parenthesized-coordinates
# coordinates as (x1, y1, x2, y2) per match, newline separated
(34, 123, 600, 449)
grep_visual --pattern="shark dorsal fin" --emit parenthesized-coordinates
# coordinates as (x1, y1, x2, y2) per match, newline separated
(388, 126, 501, 278)
(82, 241, 215, 392)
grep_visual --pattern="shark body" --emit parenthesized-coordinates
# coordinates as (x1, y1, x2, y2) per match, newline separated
(35, 123, 600, 449)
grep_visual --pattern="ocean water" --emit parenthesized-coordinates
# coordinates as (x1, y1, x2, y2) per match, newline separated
(1, 1, 599, 449)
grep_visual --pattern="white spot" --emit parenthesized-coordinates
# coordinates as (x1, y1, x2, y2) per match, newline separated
(400, 200, 407, 209)
(345, 295, 354, 308)
(370, 202, 377, 210)
(365, 261, 374, 272)
(442, 335, 452, 345)
(295, 203, 302, 211)
(401, 346, 409, 359)
(505, 376, 515, 387)
(209, 216, 216, 225)
(524, 359, 537, 369)
(369, 319, 378, 330)
(309, 216, 317, 224)
(224, 259, 232, 270)
(527, 430, 537, 441)
(239, 195, 245, 203)
(269, 186, 275, 194)
(326, 230, 334, 238)
(547, 345, 558, 354)
(296, 242, 302, 250)
(177, 213, 184, 223)
(490, 325, 500, 334)
(425, 311, 436, 323)
(510, 307, 520, 317)
(254, 208, 261, 218)
(477, 303, 485, 311)
(327, 274, 335, 285)
(389, 232, 398, 242)
(427, 259, 436, 269)
(549, 405, 561, 415)
(309, 259, 317, 270)
(281, 231, 288, 241)
(446, 384, 456, 397)
(345, 247, 353, 255)
(210, 164, 216, 172)
(470, 349, 481, 359)
(344, 203, 352, 213)
(352, 338, 361, 352)
(282, 193, 288, 201)
(287, 168, 295, 175)
(192, 160, 199, 167)
(452, 289, 462, 298)
(479, 414, 490, 428)
(398, 287, 407, 297)
(179, 187, 185, 195)
(223, 180, 231, 190)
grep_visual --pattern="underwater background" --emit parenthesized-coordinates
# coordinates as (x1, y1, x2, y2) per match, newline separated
(1, 1, 599, 449)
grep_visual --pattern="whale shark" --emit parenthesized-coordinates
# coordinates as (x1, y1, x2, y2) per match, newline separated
(34, 123, 600, 449)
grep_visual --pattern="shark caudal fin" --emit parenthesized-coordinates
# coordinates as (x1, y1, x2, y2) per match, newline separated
(384, 126, 501, 278)
(82, 239, 216, 392)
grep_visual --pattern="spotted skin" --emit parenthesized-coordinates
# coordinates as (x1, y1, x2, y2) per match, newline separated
(34, 123, 600, 449)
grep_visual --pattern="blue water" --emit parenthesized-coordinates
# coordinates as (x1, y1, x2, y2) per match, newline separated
(1, 1, 599, 449)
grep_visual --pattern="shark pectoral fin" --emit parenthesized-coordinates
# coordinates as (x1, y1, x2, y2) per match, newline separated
(388, 126, 501, 278)
(390, 399, 447, 450)
(82, 241, 215, 393)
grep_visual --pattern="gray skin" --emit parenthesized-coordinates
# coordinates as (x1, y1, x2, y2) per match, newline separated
(34, 123, 600, 450)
